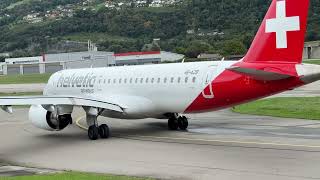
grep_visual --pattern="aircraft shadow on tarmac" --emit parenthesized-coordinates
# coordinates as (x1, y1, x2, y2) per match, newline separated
(0, 122, 172, 158)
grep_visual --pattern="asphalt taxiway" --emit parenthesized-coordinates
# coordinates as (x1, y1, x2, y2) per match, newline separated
(0, 83, 45, 93)
(0, 108, 320, 180)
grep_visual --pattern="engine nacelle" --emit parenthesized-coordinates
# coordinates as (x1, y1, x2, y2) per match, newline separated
(29, 105, 72, 131)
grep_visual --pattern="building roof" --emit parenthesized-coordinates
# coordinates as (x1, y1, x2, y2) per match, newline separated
(197, 53, 222, 59)
(305, 41, 320, 47)
(114, 51, 161, 57)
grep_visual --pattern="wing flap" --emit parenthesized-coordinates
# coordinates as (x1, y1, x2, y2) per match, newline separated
(0, 96, 124, 112)
(227, 66, 293, 81)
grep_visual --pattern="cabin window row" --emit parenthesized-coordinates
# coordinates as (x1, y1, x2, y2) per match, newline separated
(99, 77, 197, 85)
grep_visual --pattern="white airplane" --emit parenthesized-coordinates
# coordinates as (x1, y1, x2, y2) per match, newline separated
(0, 0, 317, 140)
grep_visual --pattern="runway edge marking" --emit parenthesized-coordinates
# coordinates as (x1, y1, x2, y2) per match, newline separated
(75, 116, 320, 149)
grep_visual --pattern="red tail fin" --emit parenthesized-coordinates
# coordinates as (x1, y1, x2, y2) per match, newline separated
(243, 0, 309, 64)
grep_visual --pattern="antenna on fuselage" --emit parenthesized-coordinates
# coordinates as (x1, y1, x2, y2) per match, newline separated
(181, 58, 185, 63)
(221, 57, 225, 61)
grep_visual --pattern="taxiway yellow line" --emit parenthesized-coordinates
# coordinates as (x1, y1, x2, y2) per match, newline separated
(75, 115, 88, 130)
(75, 115, 320, 149)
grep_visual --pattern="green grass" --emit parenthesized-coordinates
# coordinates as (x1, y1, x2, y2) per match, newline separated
(0, 172, 154, 180)
(303, 59, 320, 65)
(0, 92, 42, 96)
(0, 74, 51, 84)
(233, 97, 320, 120)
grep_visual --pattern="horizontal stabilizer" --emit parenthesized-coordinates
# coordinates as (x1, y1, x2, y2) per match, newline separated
(227, 66, 293, 81)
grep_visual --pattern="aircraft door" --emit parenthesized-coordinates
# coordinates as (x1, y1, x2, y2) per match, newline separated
(202, 65, 217, 99)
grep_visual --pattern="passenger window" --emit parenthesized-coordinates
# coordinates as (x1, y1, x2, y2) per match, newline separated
(140, 78, 144, 83)
(192, 77, 196, 83)
(135, 78, 138, 83)
(146, 78, 149, 83)
(157, 78, 161, 83)
(185, 77, 188, 83)
(113, 79, 116, 84)
(108, 79, 111, 84)
(177, 77, 181, 83)
(170, 77, 174, 83)
(151, 78, 155, 83)
(104, 79, 106, 84)
(124, 78, 127, 84)
(130, 78, 133, 84)
(164, 77, 167, 83)
(119, 78, 122, 84)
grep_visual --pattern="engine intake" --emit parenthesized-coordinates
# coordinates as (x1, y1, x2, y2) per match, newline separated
(29, 105, 72, 131)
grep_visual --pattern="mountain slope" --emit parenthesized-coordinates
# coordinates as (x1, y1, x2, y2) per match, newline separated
(0, 0, 319, 57)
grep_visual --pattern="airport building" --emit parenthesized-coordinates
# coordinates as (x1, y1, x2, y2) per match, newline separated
(115, 51, 161, 66)
(303, 41, 320, 59)
(3, 51, 115, 75)
(1, 51, 184, 75)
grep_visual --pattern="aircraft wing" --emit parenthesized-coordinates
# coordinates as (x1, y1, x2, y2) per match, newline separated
(0, 95, 124, 113)
(227, 66, 294, 81)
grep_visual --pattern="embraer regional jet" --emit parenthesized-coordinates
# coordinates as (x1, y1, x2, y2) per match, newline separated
(0, 0, 317, 140)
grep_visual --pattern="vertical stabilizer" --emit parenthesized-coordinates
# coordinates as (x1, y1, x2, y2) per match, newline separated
(243, 0, 309, 64)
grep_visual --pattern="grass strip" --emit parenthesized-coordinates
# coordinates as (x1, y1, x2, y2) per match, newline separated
(0, 92, 42, 97)
(0, 74, 51, 84)
(303, 59, 320, 65)
(233, 97, 320, 120)
(0, 172, 154, 180)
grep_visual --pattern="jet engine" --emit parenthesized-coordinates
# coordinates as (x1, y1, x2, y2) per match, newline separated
(29, 105, 72, 131)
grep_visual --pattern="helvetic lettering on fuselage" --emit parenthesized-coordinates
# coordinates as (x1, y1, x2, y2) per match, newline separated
(57, 73, 97, 88)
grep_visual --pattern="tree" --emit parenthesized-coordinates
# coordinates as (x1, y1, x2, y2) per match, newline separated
(221, 40, 247, 56)
(184, 41, 212, 58)
(0, 56, 6, 62)
(141, 41, 161, 52)
(108, 45, 124, 53)
(146, 0, 153, 7)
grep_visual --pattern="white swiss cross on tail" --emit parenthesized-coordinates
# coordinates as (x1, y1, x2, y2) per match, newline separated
(265, 0, 300, 49)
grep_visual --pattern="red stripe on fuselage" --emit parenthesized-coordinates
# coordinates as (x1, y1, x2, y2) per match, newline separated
(185, 62, 304, 113)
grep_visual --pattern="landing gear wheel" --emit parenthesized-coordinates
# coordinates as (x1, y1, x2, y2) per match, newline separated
(99, 124, 110, 139)
(178, 116, 188, 130)
(88, 125, 99, 140)
(168, 117, 178, 130)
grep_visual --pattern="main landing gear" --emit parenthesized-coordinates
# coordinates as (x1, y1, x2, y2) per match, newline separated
(88, 124, 110, 140)
(168, 115, 188, 131)
(85, 107, 110, 140)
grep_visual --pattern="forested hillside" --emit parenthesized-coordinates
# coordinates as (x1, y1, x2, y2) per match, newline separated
(0, 0, 319, 58)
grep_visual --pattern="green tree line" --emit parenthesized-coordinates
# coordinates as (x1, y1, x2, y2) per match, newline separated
(0, 0, 318, 58)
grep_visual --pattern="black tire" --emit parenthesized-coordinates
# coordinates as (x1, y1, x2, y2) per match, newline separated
(168, 117, 178, 130)
(178, 116, 188, 130)
(99, 124, 110, 139)
(88, 125, 99, 140)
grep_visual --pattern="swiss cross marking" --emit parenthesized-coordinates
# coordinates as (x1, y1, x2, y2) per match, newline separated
(265, 0, 300, 49)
